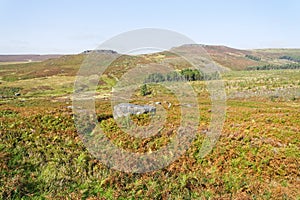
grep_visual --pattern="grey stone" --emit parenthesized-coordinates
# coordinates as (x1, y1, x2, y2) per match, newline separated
(81, 49, 118, 54)
(113, 103, 156, 119)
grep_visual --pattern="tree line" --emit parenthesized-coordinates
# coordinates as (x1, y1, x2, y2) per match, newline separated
(144, 69, 220, 83)
(245, 63, 300, 71)
(279, 55, 300, 63)
(245, 54, 261, 61)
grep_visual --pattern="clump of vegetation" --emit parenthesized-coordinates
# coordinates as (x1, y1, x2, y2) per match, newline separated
(245, 54, 261, 61)
(279, 55, 300, 62)
(145, 73, 166, 83)
(1, 76, 18, 82)
(246, 63, 300, 70)
(0, 109, 19, 117)
(0, 87, 22, 97)
(140, 84, 151, 96)
(144, 69, 220, 83)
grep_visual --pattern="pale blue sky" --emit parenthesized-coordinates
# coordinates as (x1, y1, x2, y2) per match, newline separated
(1, 0, 299, 54)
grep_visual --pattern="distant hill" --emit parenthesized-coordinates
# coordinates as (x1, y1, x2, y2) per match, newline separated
(0, 54, 63, 63)
(201, 45, 258, 70)
(1, 45, 300, 82)
(196, 45, 300, 70)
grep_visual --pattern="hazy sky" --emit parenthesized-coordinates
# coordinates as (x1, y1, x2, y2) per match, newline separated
(1, 0, 300, 54)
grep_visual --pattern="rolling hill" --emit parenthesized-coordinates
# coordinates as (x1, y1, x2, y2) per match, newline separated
(0, 54, 63, 63)
(0, 44, 299, 199)
(1, 44, 300, 84)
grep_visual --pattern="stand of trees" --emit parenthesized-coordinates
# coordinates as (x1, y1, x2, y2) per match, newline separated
(279, 55, 300, 63)
(144, 69, 220, 83)
(246, 63, 300, 71)
(245, 54, 261, 61)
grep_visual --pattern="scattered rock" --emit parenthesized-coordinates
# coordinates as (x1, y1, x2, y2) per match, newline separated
(113, 103, 156, 119)
(164, 101, 172, 109)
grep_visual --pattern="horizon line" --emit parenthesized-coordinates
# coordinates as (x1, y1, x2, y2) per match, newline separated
(1, 44, 300, 55)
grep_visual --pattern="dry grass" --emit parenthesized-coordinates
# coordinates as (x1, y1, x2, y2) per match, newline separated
(0, 52, 299, 199)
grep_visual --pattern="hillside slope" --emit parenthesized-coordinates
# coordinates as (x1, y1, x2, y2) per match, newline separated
(0, 54, 63, 63)
(1, 45, 300, 82)
(202, 45, 300, 70)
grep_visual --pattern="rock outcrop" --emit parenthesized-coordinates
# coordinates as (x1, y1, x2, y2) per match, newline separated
(81, 50, 118, 54)
(113, 103, 156, 119)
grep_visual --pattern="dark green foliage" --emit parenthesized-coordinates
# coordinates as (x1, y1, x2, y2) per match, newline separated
(140, 84, 150, 96)
(279, 55, 300, 62)
(245, 54, 261, 61)
(246, 63, 300, 71)
(144, 69, 220, 83)
(180, 69, 203, 81)
(145, 73, 166, 83)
